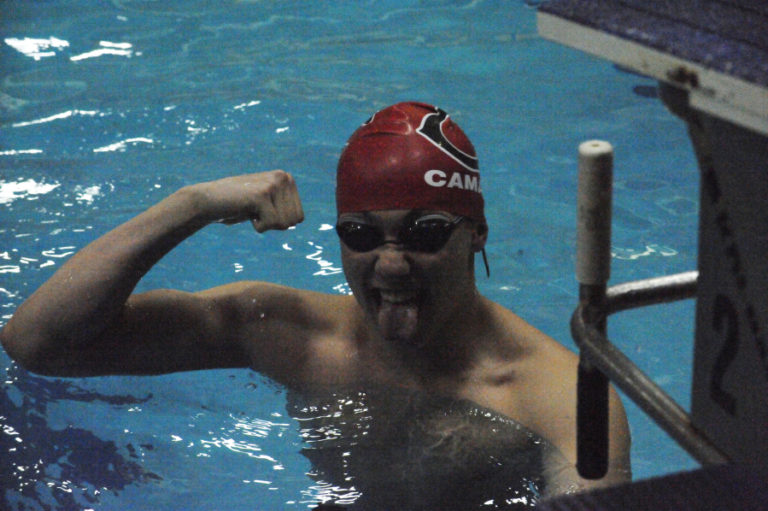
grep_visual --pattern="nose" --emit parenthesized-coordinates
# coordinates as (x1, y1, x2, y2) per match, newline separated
(374, 243, 411, 278)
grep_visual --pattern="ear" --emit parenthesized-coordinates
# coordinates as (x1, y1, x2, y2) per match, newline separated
(471, 222, 488, 253)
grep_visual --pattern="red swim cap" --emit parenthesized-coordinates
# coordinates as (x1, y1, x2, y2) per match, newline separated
(336, 102, 484, 222)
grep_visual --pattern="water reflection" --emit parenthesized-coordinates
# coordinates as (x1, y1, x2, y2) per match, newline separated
(288, 386, 565, 510)
(196, 413, 291, 469)
(4, 37, 70, 60)
(0, 179, 60, 205)
(306, 241, 343, 277)
(70, 41, 137, 62)
(0, 365, 159, 510)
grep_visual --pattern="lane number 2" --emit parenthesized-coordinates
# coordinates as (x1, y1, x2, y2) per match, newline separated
(710, 293, 739, 416)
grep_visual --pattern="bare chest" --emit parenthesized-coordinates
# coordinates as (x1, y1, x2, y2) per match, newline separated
(287, 385, 558, 509)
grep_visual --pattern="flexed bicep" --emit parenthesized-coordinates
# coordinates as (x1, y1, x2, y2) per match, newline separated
(0, 171, 304, 377)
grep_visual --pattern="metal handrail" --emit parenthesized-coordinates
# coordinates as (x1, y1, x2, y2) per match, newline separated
(606, 271, 699, 314)
(572, 271, 730, 469)
(573, 141, 729, 478)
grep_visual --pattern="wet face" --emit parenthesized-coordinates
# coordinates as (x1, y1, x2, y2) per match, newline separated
(337, 209, 486, 350)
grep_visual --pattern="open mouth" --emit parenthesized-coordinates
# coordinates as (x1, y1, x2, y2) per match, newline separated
(378, 289, 419, 304)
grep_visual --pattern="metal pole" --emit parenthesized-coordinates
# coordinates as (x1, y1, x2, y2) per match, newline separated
(575, 140, 614, 478)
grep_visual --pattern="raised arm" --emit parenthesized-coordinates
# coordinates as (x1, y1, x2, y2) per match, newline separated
(0, 171, 304, 377)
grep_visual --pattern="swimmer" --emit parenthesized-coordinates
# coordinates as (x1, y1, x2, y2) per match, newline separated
(1, 102, 631, 504)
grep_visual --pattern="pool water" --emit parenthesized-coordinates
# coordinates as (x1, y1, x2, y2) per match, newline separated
(1, 0, 700, 509)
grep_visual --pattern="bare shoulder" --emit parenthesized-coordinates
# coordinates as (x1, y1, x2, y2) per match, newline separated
(200, 281, 352, 325)
(490, 303, 631, 484)
(495, 306, 579, 419)
(201, 281, 363, 385)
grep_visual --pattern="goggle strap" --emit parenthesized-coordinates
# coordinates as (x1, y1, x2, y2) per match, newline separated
(481, 248, 490, 278)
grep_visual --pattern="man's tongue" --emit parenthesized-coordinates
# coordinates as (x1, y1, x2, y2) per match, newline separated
(377, 293, 419, 342)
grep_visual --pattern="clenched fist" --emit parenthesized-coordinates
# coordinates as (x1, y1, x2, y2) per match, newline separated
(186, 170, 304, 232)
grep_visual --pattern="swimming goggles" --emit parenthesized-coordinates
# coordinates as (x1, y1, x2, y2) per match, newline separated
(335, 214, 465, 253)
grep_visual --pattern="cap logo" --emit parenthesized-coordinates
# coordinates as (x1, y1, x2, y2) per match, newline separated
(416, 107, 479, 172)
(424, 169, 481, 192)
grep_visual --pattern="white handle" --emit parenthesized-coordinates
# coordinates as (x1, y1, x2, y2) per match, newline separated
(576, 140, 614, 285)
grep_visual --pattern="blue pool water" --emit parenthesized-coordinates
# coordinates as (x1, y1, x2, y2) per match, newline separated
(1, 0, 701, 509)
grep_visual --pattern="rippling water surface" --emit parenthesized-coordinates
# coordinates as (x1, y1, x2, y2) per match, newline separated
(1, 1, 700, 509)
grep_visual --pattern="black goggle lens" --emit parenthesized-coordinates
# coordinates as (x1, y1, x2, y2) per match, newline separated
(336, 216, 464, 253)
